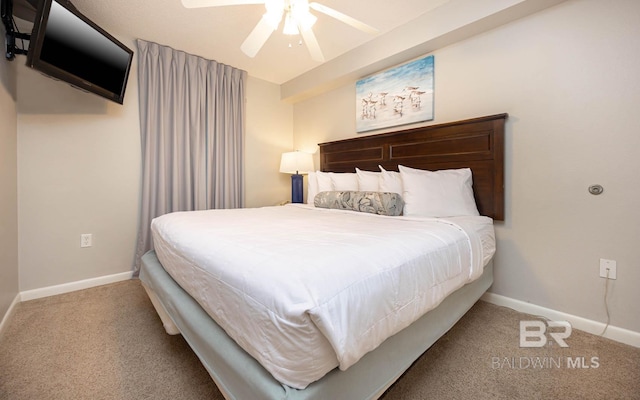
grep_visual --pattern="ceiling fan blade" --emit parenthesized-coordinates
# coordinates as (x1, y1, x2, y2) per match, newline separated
(181, 0, 264, 8)
(309, 2, 378, 35)
(299, 25, 325, 62)
(241, 16, 277, 58)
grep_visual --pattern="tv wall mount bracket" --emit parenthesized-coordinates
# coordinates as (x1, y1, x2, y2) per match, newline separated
(2, 0, 31, 60)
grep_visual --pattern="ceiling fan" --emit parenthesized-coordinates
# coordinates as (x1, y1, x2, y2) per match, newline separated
(181, 0, 378, 62)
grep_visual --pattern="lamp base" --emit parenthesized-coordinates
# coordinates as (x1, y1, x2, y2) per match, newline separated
(291, 174, 303, 203)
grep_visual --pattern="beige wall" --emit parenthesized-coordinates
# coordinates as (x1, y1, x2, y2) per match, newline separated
(17, 45, 142, 291)
(293, 0, 640, 332)
(16, 40, 291, 291)
(0, 50, 19, 319)
(245, 77, 293, 207)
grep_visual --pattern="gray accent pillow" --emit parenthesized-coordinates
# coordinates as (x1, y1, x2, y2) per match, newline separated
(314, 191, 404, 216)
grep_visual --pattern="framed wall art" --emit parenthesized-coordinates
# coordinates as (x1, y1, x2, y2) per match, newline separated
(356, 55, 434, 133)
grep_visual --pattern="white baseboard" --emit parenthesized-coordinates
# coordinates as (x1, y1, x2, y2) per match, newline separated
(481, 292, 640, 348)
(20, 271, 133, 302)
(0, 294, 21, 338)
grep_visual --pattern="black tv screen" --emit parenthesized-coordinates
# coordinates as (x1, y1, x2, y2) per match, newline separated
(26, 0, 133, 104)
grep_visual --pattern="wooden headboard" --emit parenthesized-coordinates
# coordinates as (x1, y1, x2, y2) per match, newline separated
(319, 113, 507, 220)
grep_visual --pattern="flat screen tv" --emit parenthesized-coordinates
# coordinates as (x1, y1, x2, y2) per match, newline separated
(26, 0, 133, 104)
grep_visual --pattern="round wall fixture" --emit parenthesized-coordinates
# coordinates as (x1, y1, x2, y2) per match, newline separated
(588, 184, 604, 195)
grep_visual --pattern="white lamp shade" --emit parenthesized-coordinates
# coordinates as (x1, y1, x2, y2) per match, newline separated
(279, 151, 314, 174)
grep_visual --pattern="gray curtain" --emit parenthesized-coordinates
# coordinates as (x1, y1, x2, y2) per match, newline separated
(133, 39, 246, 274)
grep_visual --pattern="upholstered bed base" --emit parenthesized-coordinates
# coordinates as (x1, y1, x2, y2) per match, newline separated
(139, 250, 493, 400)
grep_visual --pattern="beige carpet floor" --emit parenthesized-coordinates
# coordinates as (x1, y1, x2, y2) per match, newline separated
(0, 279, 638, 400)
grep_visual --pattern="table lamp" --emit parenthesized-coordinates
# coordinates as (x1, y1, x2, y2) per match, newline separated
(279, 151, 314, 203)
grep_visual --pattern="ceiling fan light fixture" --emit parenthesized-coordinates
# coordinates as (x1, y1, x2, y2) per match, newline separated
(290, 0, 316, 31)
(283, 12, 299, 35)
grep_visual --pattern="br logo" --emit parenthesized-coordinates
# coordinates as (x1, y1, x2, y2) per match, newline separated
(519, 320, 572, 348)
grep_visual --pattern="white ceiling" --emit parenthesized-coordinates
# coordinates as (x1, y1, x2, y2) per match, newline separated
(67, 0, 451, 84)
(12, 0, 567, 101)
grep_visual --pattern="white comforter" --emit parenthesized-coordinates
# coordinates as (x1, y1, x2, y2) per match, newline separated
(151, 204, 494, 389)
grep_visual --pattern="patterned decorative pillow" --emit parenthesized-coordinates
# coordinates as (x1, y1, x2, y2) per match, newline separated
(314, 191, 404, 216)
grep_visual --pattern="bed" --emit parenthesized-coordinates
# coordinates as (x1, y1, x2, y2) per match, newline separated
(139, 113, 507, 399)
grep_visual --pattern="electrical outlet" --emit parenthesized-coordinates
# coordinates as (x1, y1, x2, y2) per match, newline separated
(599, 259, 617, 280)
(80, 233, 92, 248)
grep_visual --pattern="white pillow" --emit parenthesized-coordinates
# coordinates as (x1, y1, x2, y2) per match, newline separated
(315, 171, 334, 192)
(306, 172, 319, 204)
(398, 165, 480, 217)
(355, 168, 381, 191)
(378, 165, 403, 195)
(329, 172, 359, 191)
(308, 171, 357, 203)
